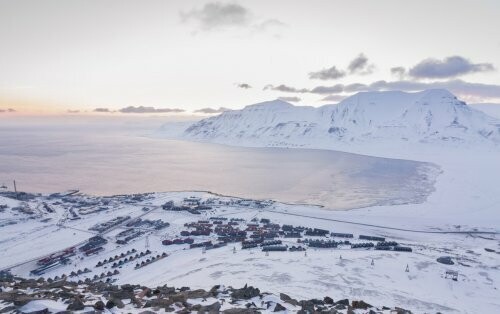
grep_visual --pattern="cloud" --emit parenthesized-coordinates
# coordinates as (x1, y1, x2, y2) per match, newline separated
(321, 95, 347, 102)
(236, 83, 252, 89)
(263, 84, 309, 93)
(181, 2, 250, 30)
(0, 108, 15, 113)
(408, 56, 495, 79)
(67, 110, 80, 114)
(254, 19, 286, 32)
(181, 2, 284, 32)
(309, 84, 344, 94)
(378, 79, 500, 99)
(119, 106, 185, 113)
(390, 66, 406, 78)
(278, 96, 301, 102)
(93, 108, 111, 113)
(309, 66, 346, 80)
(265, 78, 500, 101)
(333, 79, 500, 100)
(348, 53, 374, 75)
(194, 107, 231, 114)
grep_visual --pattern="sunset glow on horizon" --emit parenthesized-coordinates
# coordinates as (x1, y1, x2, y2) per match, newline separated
(1, 0, 500, 115)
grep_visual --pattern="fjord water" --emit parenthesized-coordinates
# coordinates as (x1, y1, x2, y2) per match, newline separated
(0, 117, 437, 209)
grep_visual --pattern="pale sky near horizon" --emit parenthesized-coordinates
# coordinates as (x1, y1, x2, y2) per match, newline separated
(1, 0, 500, 114)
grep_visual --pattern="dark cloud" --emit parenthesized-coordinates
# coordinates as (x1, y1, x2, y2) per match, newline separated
(333, 79, 500, 100)
(321, 95, 347, 102)
(309, 84, 344, 94)
(0, 108, 15, 113)
(390, 66, 406, 78)
(343, 83, 369, 93)
(370, 79, 500, 99)
(309, 66, 346, 80)
(119, 106, 185, 113)
(93, 108, 111, 113)
(348, 53, 374, 75)
(181, 2, 250, 30)
(236, 83, 252, 89)
(194, 107, 231, 114)
(408, 56, 495, 79)
(263, 84, 309, 93)
(278, 96, 301, 102)
(265, 78, 500, 101)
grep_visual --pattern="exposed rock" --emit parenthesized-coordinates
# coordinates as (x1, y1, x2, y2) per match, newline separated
(299, 300, 315, 312)
(20, 309, 49, 314)
(223, 309, 261, 314)
(185, 289, 209, 299)
(170, 293, 187, 303)
(310, 298, 324, 305)
(143, 298, 174, 308)
(94, 300, 105, 311)
(208, 285, 221, 297)
(198, 301, 221, 313)
(336, 299, 349, 306)
(273, 303, 286, 312)
(352, 300, 372, 309)
(394, 307, 413, 314)
(231, 285, 260, 300)
(334, 304, 346, 310)
(105, 299, 116, 309)
(107, 296, 125, 308)
(66, 297, 85, 311)
(323, 296, 334, 304)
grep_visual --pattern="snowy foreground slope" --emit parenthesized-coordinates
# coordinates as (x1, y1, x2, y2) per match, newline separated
(0, 192, 499, 313)
(184, 89, 500, 147)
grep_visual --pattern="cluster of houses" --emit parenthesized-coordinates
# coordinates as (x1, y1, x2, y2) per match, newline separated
(109, 250, 152, 269)
(115, 229, 145, 245)
(31, 247, 76, 276)
(114, 219, 169, 244)
(69, 268, 92, 277)
(95, 249, 138, 267)
(79, 236, 108, 256)
(134, 252, 168, 269)
(162, 238, 194, 245)
(162, 198, 212, 215)
(161, 196, 273, 215)
(90, 270, 120, 283)
(159, 216, 414, 255)
(89, 216, 131, 233)
(125, 218, 169, 230)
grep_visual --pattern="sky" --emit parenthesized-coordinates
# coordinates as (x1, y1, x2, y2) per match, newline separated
(1, 0, 500, 114)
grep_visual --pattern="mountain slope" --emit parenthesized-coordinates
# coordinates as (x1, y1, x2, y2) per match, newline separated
(184, 89, 500, 147)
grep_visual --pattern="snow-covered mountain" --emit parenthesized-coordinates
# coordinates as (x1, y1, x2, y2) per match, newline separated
(184, 89, 500, 147)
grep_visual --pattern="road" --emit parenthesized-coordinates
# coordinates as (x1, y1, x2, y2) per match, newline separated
(264, 209, 499, 235)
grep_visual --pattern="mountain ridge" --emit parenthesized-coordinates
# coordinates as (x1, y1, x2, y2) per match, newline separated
(183, 89, 500, 148)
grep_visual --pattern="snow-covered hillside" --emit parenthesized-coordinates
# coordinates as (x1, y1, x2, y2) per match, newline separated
(470, 103, 500, 119)
(184, 89, 500, 147)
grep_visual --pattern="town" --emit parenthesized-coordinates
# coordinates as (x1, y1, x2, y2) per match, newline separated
(0, 190, 498, 313)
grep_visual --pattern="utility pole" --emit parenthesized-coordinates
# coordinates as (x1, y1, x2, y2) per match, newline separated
(13, 180, 18, 199)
